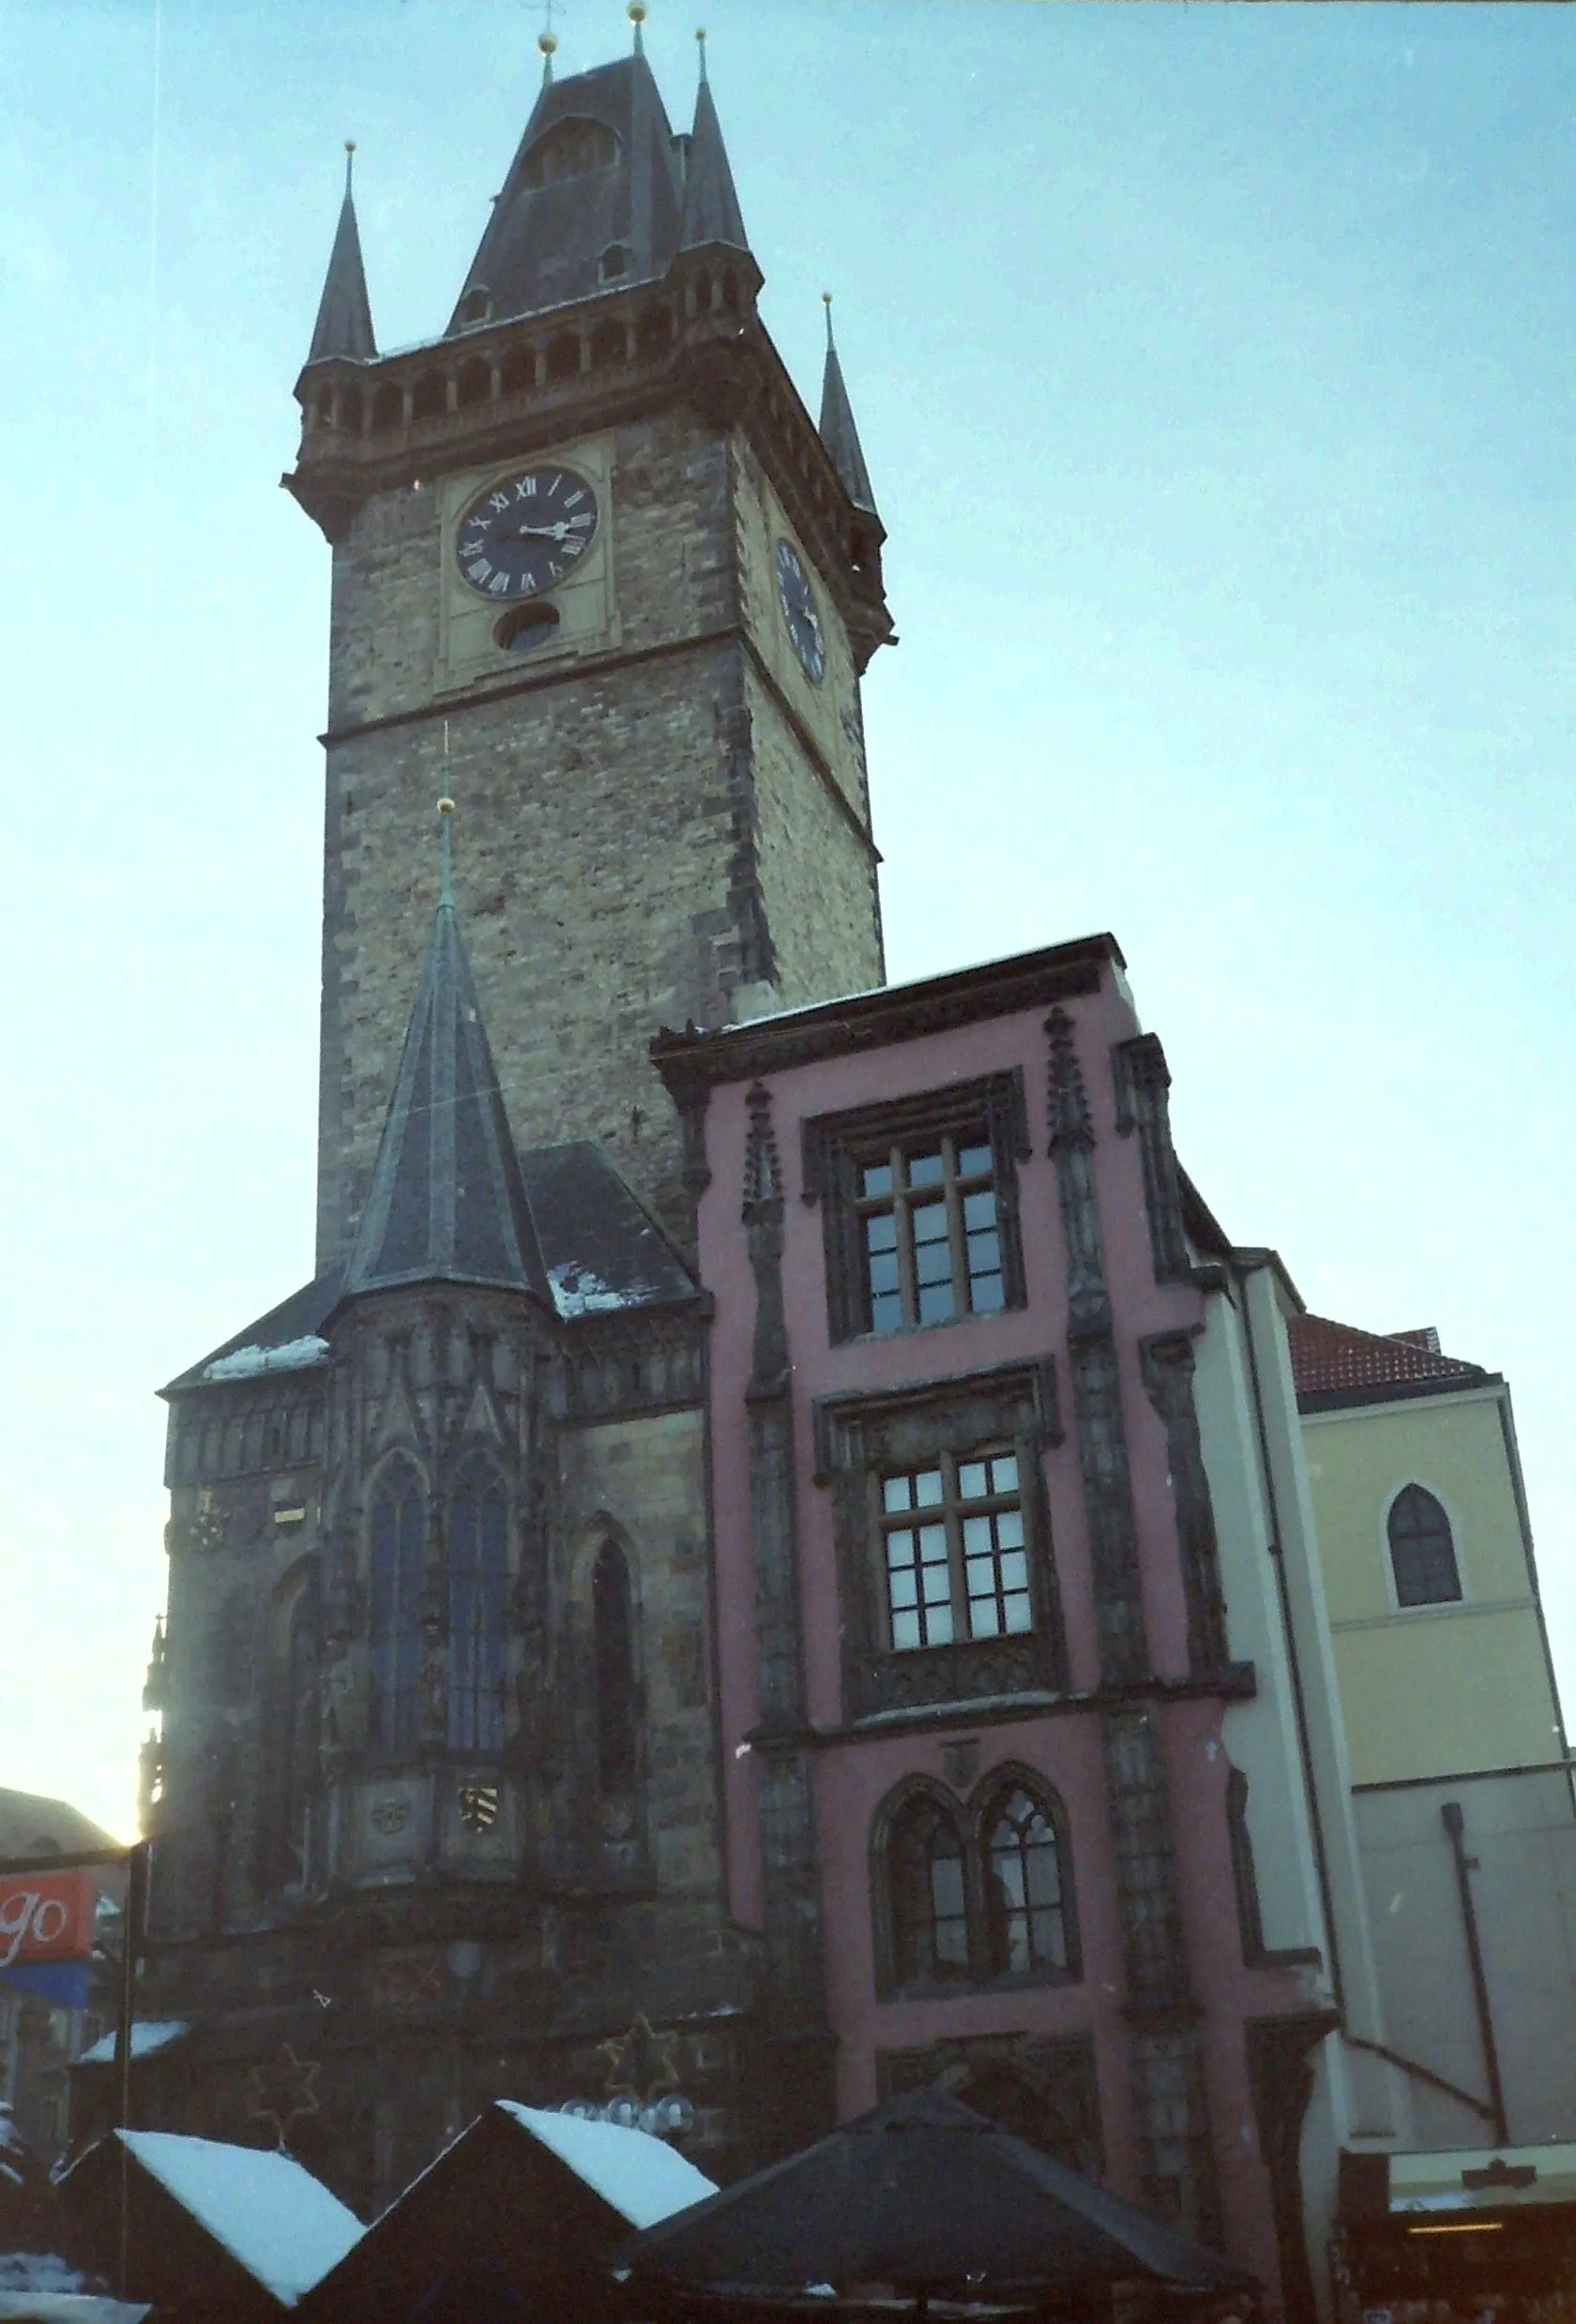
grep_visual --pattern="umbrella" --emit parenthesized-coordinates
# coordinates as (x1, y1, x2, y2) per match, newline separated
(617, 2090, 1253, 2310)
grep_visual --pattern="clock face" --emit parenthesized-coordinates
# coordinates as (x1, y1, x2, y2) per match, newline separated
(775, 539, 826, 685)
(456, 465, 599, 600)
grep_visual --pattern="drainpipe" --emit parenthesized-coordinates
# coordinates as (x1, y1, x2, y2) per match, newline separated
(1236, 1262, 1345, 2016)
(1441, 1801, 1508, 2146)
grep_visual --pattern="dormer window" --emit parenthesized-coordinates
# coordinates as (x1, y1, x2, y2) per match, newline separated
(520, 117, 620, 190)
(598, 243, 632, 286)
(459, 284, 493, 327)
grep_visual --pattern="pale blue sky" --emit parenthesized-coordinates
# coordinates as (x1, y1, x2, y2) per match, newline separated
(1, 1, 1572, 1837)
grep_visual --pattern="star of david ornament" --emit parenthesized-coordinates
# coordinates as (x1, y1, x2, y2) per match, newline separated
(245, 2044, 321, 2150)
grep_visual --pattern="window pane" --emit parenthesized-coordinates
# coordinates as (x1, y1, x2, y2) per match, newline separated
(962, 1514, 993, 1557)
(926, 1602, 955, 1646)
(886, 1527, 916, 1565)
(865, 1210, 898, 1252)
(969, 1596, 1002, 1638)
(868, 1250, 901, 1296)
(993, 1504, 1023, 1545)
(871, 1291, 902, 1333)
(1004, 1592, 1033, 1633)
(999, 1549, 1028, 1593)
(958, 1462, 988, 1500)
(918, 1522, 947, 1563)
(990, 1455, 1019, 1496)
(891, 1608, 920, 1652)
(888, 1569, 917, 1610)
(922, 1562, 952, 1606)
(884, 1474, 914, 1513)
(918, 1282, 957, 1323)
(907, 1149, 945, 1189)
(862, 1162, 893, 1198)
(970, 1272, 1006, 1315)
(966, 1229, 1001, 1276)
(962, 1187, 997, 1229)
(915, 1469, 945, 1507)
(957, 1143, 993, 1178)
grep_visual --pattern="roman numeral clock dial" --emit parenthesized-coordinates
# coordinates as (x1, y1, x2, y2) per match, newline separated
(456, 464, 600, 599)
(775, 538, 826, 686)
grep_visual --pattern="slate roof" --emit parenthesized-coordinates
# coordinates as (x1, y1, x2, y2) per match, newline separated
(341, 838, 552, 1304)
(305, 158, 375, 366)
(162, 1147, 695, 1398)
(1287, 1313, 1489, 1411)
(819, 319, 878, 518)
(678, 68, 748, 252)
(447, 53, 686, 331)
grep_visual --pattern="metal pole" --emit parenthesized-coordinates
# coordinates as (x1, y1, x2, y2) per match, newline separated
(1441, 1802, 1508, 2147)
(114, 1841, 151, 2301)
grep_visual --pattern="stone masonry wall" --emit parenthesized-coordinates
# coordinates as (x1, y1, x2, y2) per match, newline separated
(317, 405, 886, 1266)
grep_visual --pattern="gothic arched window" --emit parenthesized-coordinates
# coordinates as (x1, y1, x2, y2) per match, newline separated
(983, 1784, 1070, 1977)
(593, 1541, 637, 1796)
(369, 1460, 426, 1756)
(1388, 1483, 1461, 1607)
(888, 1795, 969, 1986)
(448, 1457, 507, 1754)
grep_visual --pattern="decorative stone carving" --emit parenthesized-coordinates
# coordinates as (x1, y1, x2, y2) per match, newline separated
(1139, 1329, 1231, 1673)
(1113, 1034, 1190, 1284)
(878, 2031, 1103, 2179)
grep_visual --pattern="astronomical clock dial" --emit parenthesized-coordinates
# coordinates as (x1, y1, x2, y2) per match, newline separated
(456, 465, 600, 600)
(775, 539, 826, 685)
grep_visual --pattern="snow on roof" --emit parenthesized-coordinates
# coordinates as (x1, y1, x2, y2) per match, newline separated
(203, 1337, 329, 1383)
(76, 2022, 188, 2067)
(114, 2133, 362, 2306)
(0, 2301, 149, 2323)
(547, 1263, 659, 1319)
(495, 2105, 716, 2230)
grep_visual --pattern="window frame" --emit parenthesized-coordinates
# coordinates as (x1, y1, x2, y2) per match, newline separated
(802, 1071, 1031, 1346)
(814, 1358, 1067, 1720)
(879, 1448, 1032, 1655)
(368, 1456, 427, 1761)
(1385, 1481, 1463, 1611)
(447, 1454, 508, 1755)
(872, 1765, 1080, 2001)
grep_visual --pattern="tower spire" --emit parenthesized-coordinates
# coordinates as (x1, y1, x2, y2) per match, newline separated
(818, 294, 879, 518)
(342, 805, 548, 1302)
(679, 34, 749, 252)
(305, 141, 376, 367)
(629, 1, 646, 56)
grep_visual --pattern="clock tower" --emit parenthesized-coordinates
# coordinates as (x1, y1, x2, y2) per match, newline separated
(288, 29, 894, 1268)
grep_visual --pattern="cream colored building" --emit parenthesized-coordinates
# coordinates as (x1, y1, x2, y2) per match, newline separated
(1290, 1316, 1576, 2150)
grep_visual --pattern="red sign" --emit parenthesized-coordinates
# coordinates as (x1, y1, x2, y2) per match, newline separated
(0, 1873, 97, 1971)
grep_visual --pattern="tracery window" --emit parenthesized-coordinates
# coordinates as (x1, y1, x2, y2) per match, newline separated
(594, 1540, 638, 1795)
(1387, 1482, 1461, 1608)
(369, 1459, 425, 1756)
(875, 1771, 1077, 1997)
(447, 1456, 507, 1754)
(889, 1795, 969, 1985)
(983, 1785, 1068, 1975)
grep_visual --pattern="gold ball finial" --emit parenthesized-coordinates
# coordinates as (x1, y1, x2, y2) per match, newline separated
(437, 796, 456, 817)
(538, 28, 557, 53)
(823, 290, 832, 307)
(344, 139, 356, 157)
(628, 1, 648, 23)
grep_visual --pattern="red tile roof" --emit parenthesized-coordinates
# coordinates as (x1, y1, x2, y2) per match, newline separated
(1287, 1314, 1487, 1405)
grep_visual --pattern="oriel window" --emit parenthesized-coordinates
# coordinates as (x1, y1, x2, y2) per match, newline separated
(448, 1457, 508, 1754)
(881, 1450, 1030, 1652)
(857, 1135, 1005, 1334)
(369, 1461, 425, 1756)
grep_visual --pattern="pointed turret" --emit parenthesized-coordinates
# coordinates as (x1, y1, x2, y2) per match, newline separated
(342, 806, 549, 1303)
(679, 34, 749, 252)
(447, 50, 683, 332)
(819, 296, 878, 518)
(306, 144, 376, 366)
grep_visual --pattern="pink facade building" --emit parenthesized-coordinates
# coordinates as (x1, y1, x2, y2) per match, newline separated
(656, 936, 1340, 2320)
